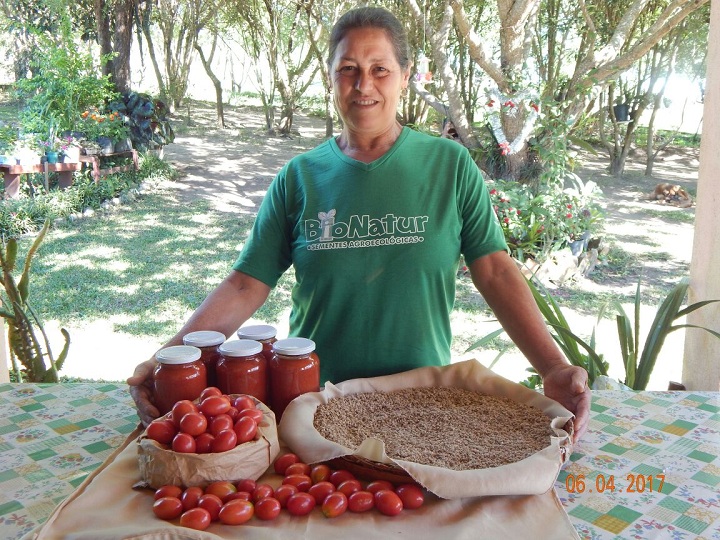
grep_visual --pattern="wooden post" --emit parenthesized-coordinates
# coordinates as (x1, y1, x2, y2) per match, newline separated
(683, 0, 720, 391)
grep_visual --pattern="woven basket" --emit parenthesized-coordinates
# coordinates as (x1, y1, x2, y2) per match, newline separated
(326, 455, 413, 484)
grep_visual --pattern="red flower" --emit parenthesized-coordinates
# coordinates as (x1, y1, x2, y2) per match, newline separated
(566, 213, 573, 219)
(516, 209, 521, 215)
(503, 217, 510, 224)
(486, 99, 495, 107)
(530, 102, 539, 112)
(503, 100, 515, 108)
(489, 188, 497, 195)
(498, 142, 510, 155)
(566, 203, 573, 209)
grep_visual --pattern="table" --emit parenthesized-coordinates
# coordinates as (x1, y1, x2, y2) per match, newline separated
(79, 150, 139, 183)
(0, 385, 717, 539)
(0, 163, 83, 198)
(0, 383, 139, 539)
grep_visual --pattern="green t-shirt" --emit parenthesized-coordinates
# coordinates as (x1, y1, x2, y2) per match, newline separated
(233, 127, 507, 384)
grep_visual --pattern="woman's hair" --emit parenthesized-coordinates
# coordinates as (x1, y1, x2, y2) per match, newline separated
(327, 7, 410, 70)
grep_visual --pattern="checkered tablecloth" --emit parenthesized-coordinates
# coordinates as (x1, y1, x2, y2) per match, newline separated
(0, 383, 139, 539)
(559, 391, 720, 539)
(0, 384, 717, 540)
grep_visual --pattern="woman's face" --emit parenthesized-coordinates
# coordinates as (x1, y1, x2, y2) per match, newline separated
(329, 27, 410, 138)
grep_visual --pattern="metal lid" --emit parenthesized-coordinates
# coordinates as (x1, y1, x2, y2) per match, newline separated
(218, 339, 264, 357)
(236, 324, 277, 341)
(155, 345, 202, 365)
(182, 330, 226, 347)
(272, 337, 316, 356)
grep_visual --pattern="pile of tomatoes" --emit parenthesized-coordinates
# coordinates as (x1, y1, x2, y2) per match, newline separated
(145, 388, 262, 454)
(152, 452, 425, 530)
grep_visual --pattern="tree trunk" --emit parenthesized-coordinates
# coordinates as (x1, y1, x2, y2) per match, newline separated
(95, 0, 113, 78)
(195, 38, 225, 128)
(112, 0, 135, 93)
(135, 0, 167, 101)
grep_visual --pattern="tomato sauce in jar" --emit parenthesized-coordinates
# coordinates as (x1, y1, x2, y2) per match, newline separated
(269, 337, 320, 420)
(216, 339, 268, 404)
(182, 330, 225, 388)
(154, 345, 207, 415)
(236, 324, 277, 364)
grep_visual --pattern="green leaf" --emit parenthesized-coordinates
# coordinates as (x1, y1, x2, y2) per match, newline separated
(6, 239, 18, 271)
(465, 327, 505, 353)
(18, 220, 50, 303)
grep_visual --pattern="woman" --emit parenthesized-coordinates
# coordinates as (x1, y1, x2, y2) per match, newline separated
(128, 7, 590, 440)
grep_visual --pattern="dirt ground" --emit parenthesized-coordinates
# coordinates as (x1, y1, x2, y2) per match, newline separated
(57, 100, 700, 388)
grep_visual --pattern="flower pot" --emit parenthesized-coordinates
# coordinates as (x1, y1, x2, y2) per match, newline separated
(45, 151, 59, 164)
(568, 231, 591, 256)
(113, 137, 133, 153)
(63, 146, 81, 163)
(97, 136, 114, 155)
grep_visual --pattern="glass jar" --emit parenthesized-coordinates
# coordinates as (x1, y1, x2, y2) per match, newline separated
(154, 345, 206, 415)
(237, 324, 277, 364)
(216, 339, 268, 404)
(182, 330, 225, 388)
(269, 337, 320, 420)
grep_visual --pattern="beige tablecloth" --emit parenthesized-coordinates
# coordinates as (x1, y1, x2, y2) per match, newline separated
(28, 428, 579, 540)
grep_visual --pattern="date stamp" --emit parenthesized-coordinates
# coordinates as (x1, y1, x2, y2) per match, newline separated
(564, 473, 665, 494)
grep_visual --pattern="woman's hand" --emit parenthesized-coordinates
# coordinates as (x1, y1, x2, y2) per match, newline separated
(541, 363, 590, 443)
(127, 359, 160, 427)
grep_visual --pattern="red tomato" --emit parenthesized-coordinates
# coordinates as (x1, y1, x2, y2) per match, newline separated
(154, 485, 183, 500)
(146, 419, 177, 445)
(199, 395, 231, 417)
(273, 484, 298, 508)
(205, 481, 237, 502)
(238, 407, 264, 424)
(252, 483, 274, 503)
(194, 432, 215, 454)
(255, 497, 282, 521)
(233, 416, 258, 444)
(366, 480, 394, 494)
(308, 481, 335, 505)
(179, 412, 207, 437)
(172, 432, 196, 453)
(181, 486, 204, 510)
(153, 496, 183, 520)
(337, 479, 362, 497)
(226, 406, 240, 421)
(197, 493, 223, 521)
(179, 507, 211, 530)
(274, 452, 299, 475)
(285, 462, 311, 477)
(322, 491, 348, 518)
(282, 474, 312, 492)
(218, 499, 254, 525)
(233, 395, 256, 411)
(329, 469, 355, 487)
(211, 429, 238, 453)
(374, 489, 403, 516)
(348, 490, 375, 513)
(225, 491, 251, 502)
(236, 478, 256, 494)
(208, 414, 234, 436)
(286, 492, 316, 516)
(395, 484, 424, 509)
(171, 400, 198, 427)
(200, 386, 223, 401)
(310, 464, 332, 484)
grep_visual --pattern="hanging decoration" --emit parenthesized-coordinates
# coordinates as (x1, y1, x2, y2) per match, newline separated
(485, 88, 540, 155)
(414, 54, 433, 85)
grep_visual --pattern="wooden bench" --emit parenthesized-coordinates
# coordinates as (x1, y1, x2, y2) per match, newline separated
(0, 161, 83, 198)
(79, 149, 139, 183)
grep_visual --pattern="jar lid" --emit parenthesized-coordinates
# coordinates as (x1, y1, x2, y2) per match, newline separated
(236, 324, 277, 341)
(272, 337, 316, 356)
(155, 345, 202, 365)
(219, 339, 263, 357)
(182, 330, 225, 347)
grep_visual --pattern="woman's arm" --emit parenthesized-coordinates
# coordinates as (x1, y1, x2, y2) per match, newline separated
(468, 250, 590, 441)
